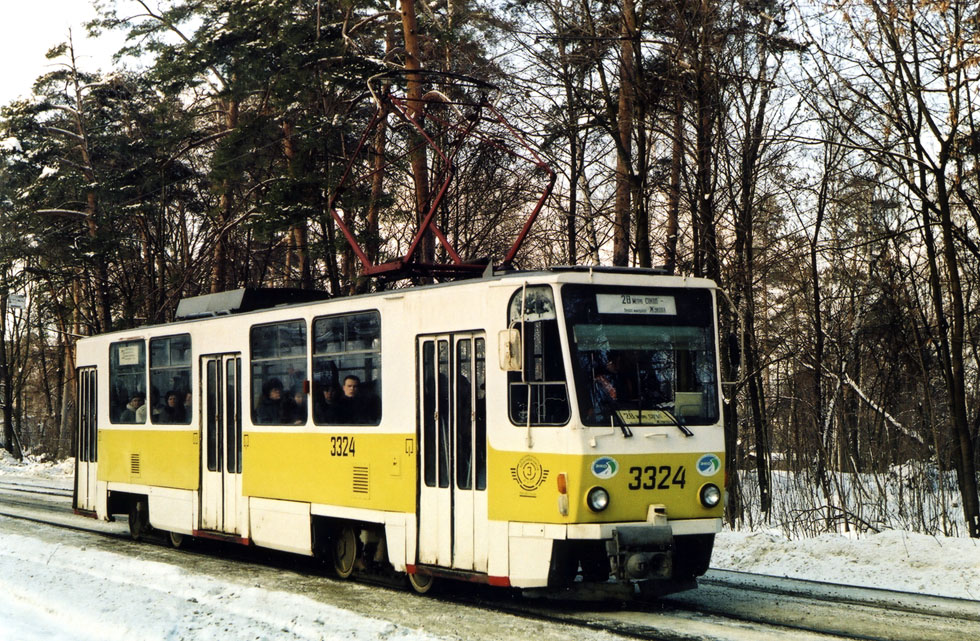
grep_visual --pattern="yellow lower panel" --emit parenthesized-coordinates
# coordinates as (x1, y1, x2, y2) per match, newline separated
(488, 447, 725, 524)
(242, 431, 416, 512)
(98, 429, 198, 490)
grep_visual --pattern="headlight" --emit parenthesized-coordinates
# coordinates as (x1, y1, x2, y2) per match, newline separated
(587, 486, 610, 512)
(699, 483, 722, 508)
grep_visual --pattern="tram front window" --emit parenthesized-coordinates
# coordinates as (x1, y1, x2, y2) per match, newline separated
(561, 285, 719, 427)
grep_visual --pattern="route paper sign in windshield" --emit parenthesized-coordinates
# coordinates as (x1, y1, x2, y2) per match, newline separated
(596, 294, 676, 315)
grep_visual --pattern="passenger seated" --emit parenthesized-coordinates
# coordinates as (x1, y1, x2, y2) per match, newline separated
(256, 378, 284, 424)
(120, 392, 145, 423)
(341, 374, 379, 424)
(284, 388, 306, 424)
(160, 390, 187, 423)
(314, 382, 345, 424)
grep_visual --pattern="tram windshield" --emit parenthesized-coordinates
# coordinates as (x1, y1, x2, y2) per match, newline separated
(561, 285, 719, 427)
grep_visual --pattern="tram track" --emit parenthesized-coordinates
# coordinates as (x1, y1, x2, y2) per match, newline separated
(696, 569, 980, 622)
(1, 486, 978, 641)
(0, 479, 74, 499)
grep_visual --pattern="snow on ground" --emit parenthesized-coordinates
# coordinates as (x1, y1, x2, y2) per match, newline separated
(711, 529, 980, 600)
(0, 451, 73, 483)
(1, 450, 979, 641)
(0, 529, 441, 641)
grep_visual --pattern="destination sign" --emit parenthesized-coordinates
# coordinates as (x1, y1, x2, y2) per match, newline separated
(597, 293, 676, 315)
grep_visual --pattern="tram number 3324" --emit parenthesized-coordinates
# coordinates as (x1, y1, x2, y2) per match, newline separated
(330, 436, 356, 457)
(627, 465, 687, 490)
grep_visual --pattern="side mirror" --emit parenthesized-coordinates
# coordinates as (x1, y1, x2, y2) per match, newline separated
(498, 328, 523, 371)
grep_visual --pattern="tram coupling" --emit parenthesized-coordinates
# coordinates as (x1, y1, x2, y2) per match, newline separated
(606, 524, 674, 581)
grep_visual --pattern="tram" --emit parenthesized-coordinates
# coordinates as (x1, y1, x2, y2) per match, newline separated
(73, 266, 725, 595)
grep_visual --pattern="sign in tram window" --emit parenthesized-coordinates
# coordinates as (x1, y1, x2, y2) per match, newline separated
(250, 320, 308, 425)
(109, 340, 146, 424)
(507, 287, 570, 426)
(149, 334, 192, 424)
(312, 311, 381, 426)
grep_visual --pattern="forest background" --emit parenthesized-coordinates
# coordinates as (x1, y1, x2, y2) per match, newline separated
(1, 0, 978, 540)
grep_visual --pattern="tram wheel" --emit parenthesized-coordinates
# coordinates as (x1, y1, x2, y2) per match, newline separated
(333, 527, 359, 579)
(407, 571, 435, 595)
(128, 499, 150, 542)
(168, 531, 186, 549)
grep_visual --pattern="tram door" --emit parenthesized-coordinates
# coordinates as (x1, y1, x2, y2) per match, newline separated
(417, 333, 488, 571)
(200, 354, 243, 534)
(74, 367, 98, 513)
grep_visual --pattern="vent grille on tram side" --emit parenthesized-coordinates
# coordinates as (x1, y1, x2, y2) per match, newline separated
(130, 453, 141, 476)
(352, 466, 369, 495)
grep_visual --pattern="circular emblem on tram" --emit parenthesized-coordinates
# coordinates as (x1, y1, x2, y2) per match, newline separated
(591, 456, 619, 479)
(696, 453, 722, 477)
(511, 455, 549, 492)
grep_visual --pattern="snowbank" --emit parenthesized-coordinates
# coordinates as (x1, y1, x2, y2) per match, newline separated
(713, 528, 980, 600)
(0, 450, 73, 480)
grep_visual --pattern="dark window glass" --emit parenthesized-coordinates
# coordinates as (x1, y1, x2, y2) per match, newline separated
(235, 358, 242, 473)
(250, 320, 307, 425)
(562, 285, 719, 427)
(77, 368, 97, 462)
(312, 311, 381, 425)
(507, 287, 570, 426)
(150, 334, 191, 425)
(456, 339, 473, 490)
(422, 341, 436, 487)
(475, 338, 486, 491)
(109, 340, 146, 424)
(437, 339, 450, 489)
(207, 359, 220, 472)
(226, 358, 241, 474)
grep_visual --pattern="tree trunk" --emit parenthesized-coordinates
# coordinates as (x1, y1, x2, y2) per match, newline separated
(612, 0, 636, 267)
(400, 0, 433, 266)
(665, 95, 682, 274)
(211, 99, 239, 293)
(282, 120, 312, 289)
(934, 179, 980, 537)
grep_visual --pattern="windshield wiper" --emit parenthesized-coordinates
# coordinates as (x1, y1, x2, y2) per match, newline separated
(656, 406, 693, 437)
(610, 408, 634, 438)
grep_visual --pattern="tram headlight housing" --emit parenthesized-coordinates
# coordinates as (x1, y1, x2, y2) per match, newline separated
(587, 486, 610, 512)
(699, 483, 722, 508)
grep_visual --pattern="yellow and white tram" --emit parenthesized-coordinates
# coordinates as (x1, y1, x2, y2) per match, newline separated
(73, 266, 725, 595)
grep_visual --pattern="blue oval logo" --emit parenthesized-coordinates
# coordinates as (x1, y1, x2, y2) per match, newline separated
(591, 457, 619, 479)
(696, 453, 722, 477)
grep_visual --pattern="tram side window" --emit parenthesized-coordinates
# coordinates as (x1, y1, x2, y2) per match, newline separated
(250, 320, 307, 425)
(149, 334, 192, 424)
(312, 311, 381, 426)
(109, 340, 146, 424)
(507, 287, 570, 425)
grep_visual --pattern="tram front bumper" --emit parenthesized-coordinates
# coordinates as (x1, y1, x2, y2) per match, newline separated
(606, 524, 673, 580)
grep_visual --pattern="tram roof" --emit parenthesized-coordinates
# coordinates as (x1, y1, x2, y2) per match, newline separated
(83, 266, 716, 340)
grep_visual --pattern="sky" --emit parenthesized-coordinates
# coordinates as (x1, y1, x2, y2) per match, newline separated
(0, 0, 129, 106)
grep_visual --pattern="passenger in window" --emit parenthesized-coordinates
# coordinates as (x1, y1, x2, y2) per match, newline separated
(314, 382, 345, 424)
(120, 393, 145, 423)
(148, 388, 161, 422)
(257, 378, 285, 423)
(286, 388, 307, 424)
(341, 375, 363, 421)
(590, 353, 627, 422)
(342, 374, 379, 424)
(184, 391, 193, 417)
(160, 390, 187, 423)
